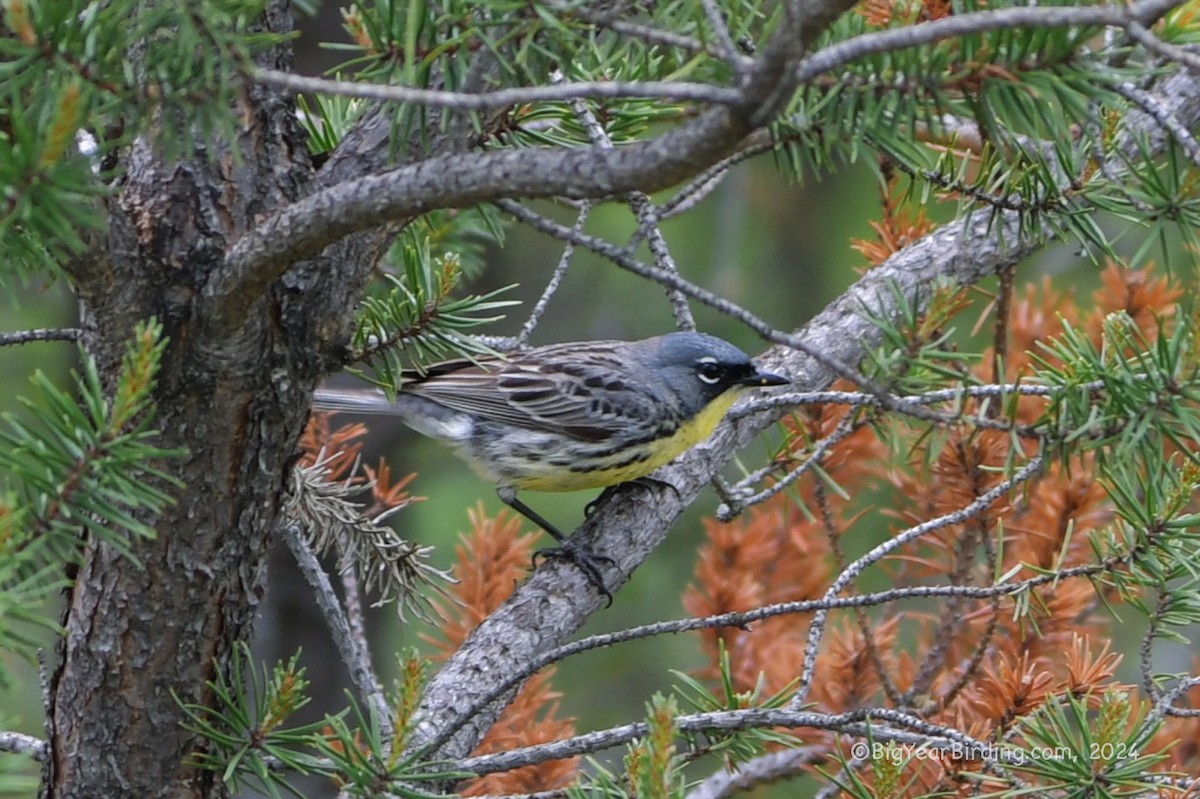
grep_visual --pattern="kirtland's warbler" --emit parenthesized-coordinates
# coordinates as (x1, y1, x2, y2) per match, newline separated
(312, 332, 789, 598)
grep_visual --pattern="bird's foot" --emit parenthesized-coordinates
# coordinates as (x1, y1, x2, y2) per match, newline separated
(584, 476, 681, 517)
(533, 540, 616, 607)
(583, 484, 622, 518)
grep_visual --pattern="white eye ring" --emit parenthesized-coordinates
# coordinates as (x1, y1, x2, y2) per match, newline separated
(696, 356, 721, 384)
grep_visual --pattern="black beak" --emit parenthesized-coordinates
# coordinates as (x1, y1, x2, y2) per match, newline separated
(740, 367, 790, 388)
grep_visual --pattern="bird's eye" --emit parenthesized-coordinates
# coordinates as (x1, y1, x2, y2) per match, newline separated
(696, 358, 722, 384)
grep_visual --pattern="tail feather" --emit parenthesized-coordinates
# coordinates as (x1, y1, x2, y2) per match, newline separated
(312, 387, 397, 414)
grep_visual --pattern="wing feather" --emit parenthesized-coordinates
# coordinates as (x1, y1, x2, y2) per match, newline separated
(403, 342, 672, 441)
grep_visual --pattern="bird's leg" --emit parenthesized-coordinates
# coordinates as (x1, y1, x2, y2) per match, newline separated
(498, 489, 615, 606)
(583, 475, 681, 517)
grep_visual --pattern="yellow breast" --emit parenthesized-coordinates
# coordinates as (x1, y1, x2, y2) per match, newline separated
(510, 390, 741, 492)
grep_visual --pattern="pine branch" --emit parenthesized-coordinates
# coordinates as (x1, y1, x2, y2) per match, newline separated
(1160, 677, 1200, 719)
(409, 196, 1043, 762)
(1126, 19, 1200, 70)
(0, 319, 179, 564)
(715, 410, 868, 520)
(698, 0, 745, 78)
(214, 114, 735, 330)
(420, 561, 1125, 761)
(208, 0, 861, 332)
(284, 453, 448, 620)
(347, 242, 516, 381)
(22, 0, 1200, 792)
(561, 5, 754, 71)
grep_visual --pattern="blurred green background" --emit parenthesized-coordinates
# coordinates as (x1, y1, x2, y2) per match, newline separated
(2, 4, 1173, 796)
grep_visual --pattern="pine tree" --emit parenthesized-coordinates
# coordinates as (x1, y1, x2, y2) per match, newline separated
(4, 0, 1200, 796)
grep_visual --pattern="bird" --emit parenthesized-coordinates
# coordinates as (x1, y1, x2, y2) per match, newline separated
(312, 332, 790, 600)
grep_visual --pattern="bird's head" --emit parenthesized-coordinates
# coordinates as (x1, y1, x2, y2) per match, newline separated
(641, 332, 790, 417)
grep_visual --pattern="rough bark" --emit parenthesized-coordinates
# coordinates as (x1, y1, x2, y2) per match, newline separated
(42, 5, 320, 796)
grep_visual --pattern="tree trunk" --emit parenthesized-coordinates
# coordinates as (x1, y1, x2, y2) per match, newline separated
(41, 5, 321, 796)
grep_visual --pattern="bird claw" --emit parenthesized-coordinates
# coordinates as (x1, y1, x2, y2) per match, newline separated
(532, 542, 616, 607)
(584, 476, 681, 517)
(583, 484, 621, 517)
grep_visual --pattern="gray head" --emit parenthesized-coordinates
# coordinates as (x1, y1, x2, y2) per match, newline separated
(635, 332, 789, 416)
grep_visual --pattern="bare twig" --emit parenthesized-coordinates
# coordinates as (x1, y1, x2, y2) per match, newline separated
(715, 410, 866, 520)
(517, 203, 591, 345)
(732, 382, 1088, 415)
(1139, 674, 1200, 745)
(0, 730, 46, 760)
(1164, 692, 1200, 718)
(656, 130, 776, 220)
(0, 328, 82, 347)
(279, 523, 392, 741)
(253, 68, 741, 110)
(1122, 21, 1200, 75)
(560, 71, 695, 329)
(993, 263, 1015, 386)
(905, 440, 995, 702)
(685, 746, 824, 799)
(1141, 591, 1171, 702)
(925, 596, 1002, 714)
(493, 198, 867, 387)
(1109, 79, 1200, 169)
(628, 200, 695, 330)
(455, 706, 1006, 777)
(699, 0, 744, 79)
(790, 455, 1045, 709)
